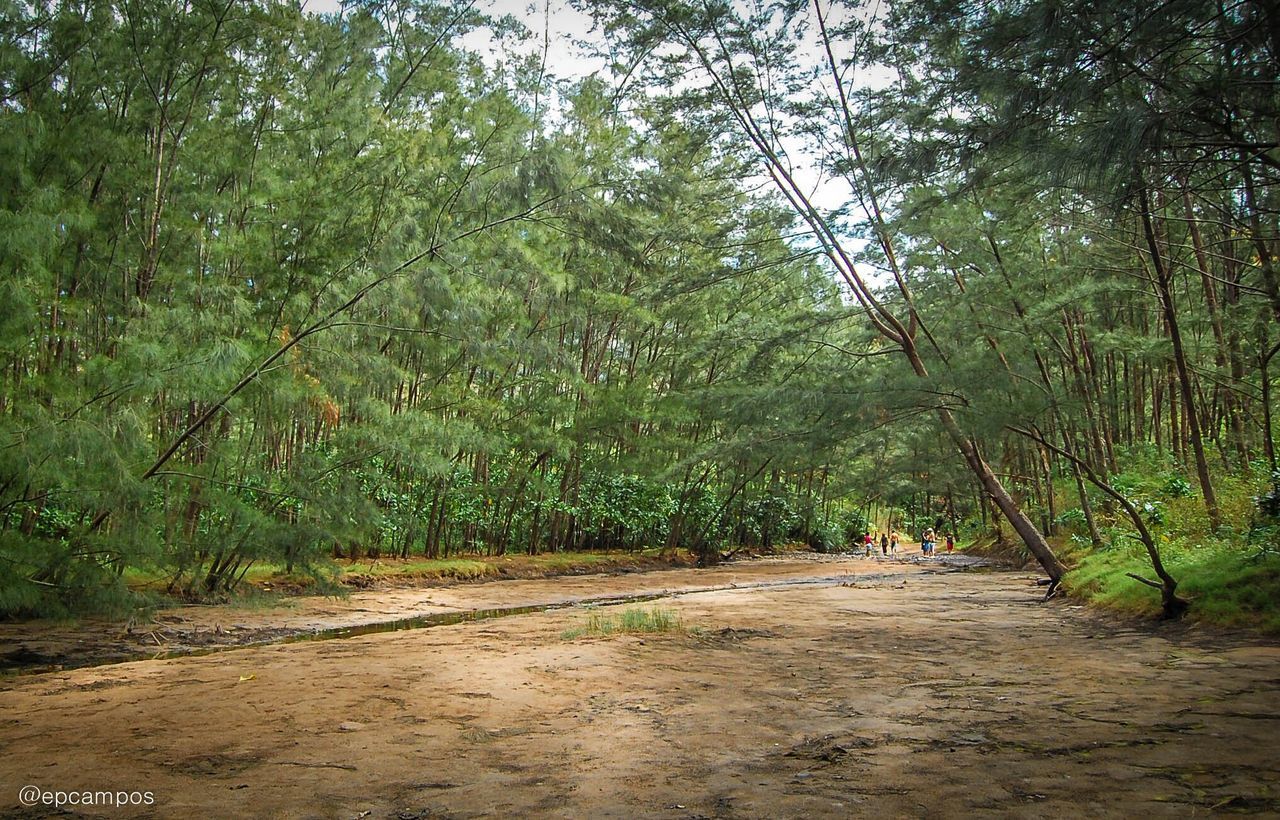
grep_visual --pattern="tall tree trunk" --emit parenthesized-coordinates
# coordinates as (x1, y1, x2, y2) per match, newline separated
(1140, 186, 1221, 530)
(668, 2, 1067, 582)
(935, 407, 1067, 580)
(1184, 188, 1248, 471)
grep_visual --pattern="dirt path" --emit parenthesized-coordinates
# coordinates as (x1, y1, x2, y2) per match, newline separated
(2, 559, 1278, 818)
(2, 554, 930, 672)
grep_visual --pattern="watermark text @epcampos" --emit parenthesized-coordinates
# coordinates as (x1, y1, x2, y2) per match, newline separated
(18, 785, 155, 808)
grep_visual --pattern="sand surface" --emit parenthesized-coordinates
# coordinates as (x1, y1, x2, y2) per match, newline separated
(2, 556, 1278, 818)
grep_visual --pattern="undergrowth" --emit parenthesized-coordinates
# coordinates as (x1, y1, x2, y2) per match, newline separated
(1057, 466, 1280, 634)
(1064, 541, 1280, 632)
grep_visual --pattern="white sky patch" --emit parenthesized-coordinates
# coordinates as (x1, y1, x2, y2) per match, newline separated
(300, 0, 892, 289)
(464, 0, 608, 79)
(302, 0, 607, 77)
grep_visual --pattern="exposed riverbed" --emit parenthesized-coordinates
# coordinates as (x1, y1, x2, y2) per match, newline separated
(1, 555, 1277, 817)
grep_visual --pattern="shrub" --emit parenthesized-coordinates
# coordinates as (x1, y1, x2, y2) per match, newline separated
(1256, 472, 1280, 521)
(1054, 507, 1087, 531)
(1160, 476, 1193, 498)
(840, 511, 870, 546)
(807, 521, 845, 553)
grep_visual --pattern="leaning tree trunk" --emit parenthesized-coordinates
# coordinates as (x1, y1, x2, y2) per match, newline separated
(667, 1, 1068, 585)
(1013, 426, 1188, 618)
(940, 412, 1067, 581)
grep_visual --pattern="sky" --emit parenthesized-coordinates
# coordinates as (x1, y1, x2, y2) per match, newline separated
(299, 0, 878, 262)
(301, 0, 607, 79)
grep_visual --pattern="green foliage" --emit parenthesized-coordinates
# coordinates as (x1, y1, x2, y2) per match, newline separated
(1064, 471, 1280, 631)
(1161, 477, 1193, 499)
(0, 0, 858, 615)
(5, 0, 1276, 625)
(840, 511, 870, 547)
(1256, 473, 1280, 523)
(1054, 508, 1088, 532)
(1066, 541, 1280, 634)
(740, 493, 799, 548)
(807, 521, 846, 553)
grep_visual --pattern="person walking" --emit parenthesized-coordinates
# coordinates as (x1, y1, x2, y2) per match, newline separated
(946, 532, 955, 553)
(890, 533, 899, 556)
(922, 527, 936, 556)
(880, 532, 889, 556)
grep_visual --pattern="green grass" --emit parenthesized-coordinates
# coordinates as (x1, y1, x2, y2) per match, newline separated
(561, 606, 683, 639)
(121, 549, 681, 594)
(340, 550, 670, 582)
(342, 557, 492, 580)
(1023, 468, 1280, 633)
(506, 551, 644, 571)
(1063, 532, 1280, 634)
(121, 562, 308, 588)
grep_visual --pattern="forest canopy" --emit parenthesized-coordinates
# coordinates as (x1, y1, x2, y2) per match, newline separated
(1, 0, 1277, 620)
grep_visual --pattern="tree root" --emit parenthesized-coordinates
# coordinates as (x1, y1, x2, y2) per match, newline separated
(1126, 573, 1190, 619)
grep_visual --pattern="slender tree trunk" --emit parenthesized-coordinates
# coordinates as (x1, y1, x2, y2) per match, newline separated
(1263, 339, 1279, 473)
(1140, 186, 1221, 530)
(936, 408, 1067, 580)
(1013, 427, 1187, 618)
(670, 3, 1066, 581)
(1184, 189, 1243, 470)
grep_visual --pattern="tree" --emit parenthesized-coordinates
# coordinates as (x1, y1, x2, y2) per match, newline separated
(585, 0, 1069, 581)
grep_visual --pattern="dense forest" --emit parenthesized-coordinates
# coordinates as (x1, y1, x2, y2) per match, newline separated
(1, 0, 1276, 620)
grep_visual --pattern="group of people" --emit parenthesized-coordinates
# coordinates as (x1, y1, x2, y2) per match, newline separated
(862, 531, 898, 557)
(859, 528, 955, 557)
(919, 527, 955, 556)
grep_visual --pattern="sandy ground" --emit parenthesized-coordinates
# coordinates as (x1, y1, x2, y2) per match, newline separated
(1, 555, 925, 670)
(1, 557, 1278, 818)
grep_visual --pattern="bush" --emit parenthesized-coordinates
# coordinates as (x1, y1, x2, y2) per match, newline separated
(1161, 476, 1193, 498)
(1055, 507, 1087, 531)
(743, 494, 800, 547)
(840, 511, 869, 546)
(807, 521, 845, 553)
(1139, 499, 1165, 525)
(1256, 472, 1280, 521)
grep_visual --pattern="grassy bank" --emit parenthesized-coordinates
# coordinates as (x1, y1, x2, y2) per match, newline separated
(966, 470, 1280, 635)
(122, 549, 695, 601)
(1063, 473, 1280, 634)
(335, 550, 691, 587)
(1064, 543, 1280, 632)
